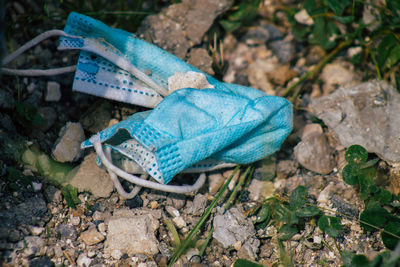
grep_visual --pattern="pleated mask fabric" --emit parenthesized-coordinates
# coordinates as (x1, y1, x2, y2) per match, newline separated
(58, 12, 293, 184)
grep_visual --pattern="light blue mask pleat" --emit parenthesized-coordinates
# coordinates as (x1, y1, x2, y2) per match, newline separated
(62, 12, 293, 184)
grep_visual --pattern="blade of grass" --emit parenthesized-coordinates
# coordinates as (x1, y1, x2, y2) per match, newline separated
(224, 166, 253, 210)
(199, 227, 214, 258)
(164, 218, 181, 248)
(168, 165, 241, 266)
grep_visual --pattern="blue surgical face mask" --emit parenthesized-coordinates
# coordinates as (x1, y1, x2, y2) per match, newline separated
(1, 12, 293, 197)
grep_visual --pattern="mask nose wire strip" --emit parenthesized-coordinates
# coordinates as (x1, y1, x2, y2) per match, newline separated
(105, 146, 144, 199)
(93, 141, 206, 194)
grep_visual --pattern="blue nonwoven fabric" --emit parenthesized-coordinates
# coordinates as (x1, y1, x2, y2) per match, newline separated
(59, 12, 293, 184)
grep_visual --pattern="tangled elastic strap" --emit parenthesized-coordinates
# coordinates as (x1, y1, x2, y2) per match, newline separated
(1, 12, 293, 198)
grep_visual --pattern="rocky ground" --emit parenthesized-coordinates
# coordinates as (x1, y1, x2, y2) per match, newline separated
(1, 0, 399, 267)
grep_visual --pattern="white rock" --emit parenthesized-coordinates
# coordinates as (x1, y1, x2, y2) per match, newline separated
(77, 253, 92, 267)
(87, 250, 95, 258)
(312, 80, 400, 163)
(168, 71, 214, 92)
(172, 216, 187, 229)
(165, 206, 180, 218)
(45, 81, 62, 102)
(104, 209, 160, 256)
(52, 122, 85, 162)
(28, 226, 44, 236)
(31, 182, 42, 192)
(213, 207, 255, 248)
(294, 9, 314, 25)
(314, 235, 322, 244)
(70, 216, 80, 226)
(248, 180, 275, 201)
(111, 249, 123, 260)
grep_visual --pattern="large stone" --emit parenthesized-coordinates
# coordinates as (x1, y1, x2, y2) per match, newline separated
(213, 207, 255, 248)
(311, 80, 400, 163)
(104, 209, 159, 256)
(294, 124, 335, 175)
(67, 153, 114, 198)
(137, 0, 233, 59)
(52, 122, 85, 162)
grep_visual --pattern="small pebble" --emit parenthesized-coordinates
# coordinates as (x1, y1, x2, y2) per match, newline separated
(150, 201, 159, 209)
(87, 250, 95, 258)
(77, 253, 92, 267)
(45, 81, 62, 102)
(32, 182, 42, 192)
(98, 223, 107, 235)
(70, 216, 80, 226)
(28, 226, 44, 236)
(111, 249, 123, 260)
(172, 216, 187, 229)
(165, 206, 180, 218)
(80, 228, 105, 246)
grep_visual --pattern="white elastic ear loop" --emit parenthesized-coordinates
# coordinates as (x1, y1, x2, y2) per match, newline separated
(93, 141, 206, 194)
(1, 30, 77, 76)
(104, 146, 144, 199)
(1, 30, 169, 98)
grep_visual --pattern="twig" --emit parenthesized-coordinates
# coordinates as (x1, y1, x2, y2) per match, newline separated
(282, 39, 353, 101)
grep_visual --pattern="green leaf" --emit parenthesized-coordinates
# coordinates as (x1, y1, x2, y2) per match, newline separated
(341, 250, 354, 267)
(351, 254, 370, 266)
(290, 186, 308, 210)
(233, 259, 264, 267)
(7, 167, 22, 182)
(332, 15, 354, 24)
(61, 185, 80, 209)
(255, 204, 271, 223)
(377, 34, 397, 69)
(15, 102, 46, 127)
(318, 215, 342, 237)
(345, 145, 368, 165)
(278, 224, 298, 240)
(219, 19, 241, 32)
(276, 206, 299, 225)
(326, 0, 351, 16)
(386, 44, 400, 68)
(309, 17, 337, 49)
(342, 164, 359, 185)
(360, 202, 389, 231)
(381, 221, 400, 250)
(296, 206, 320, 217)
(375, 188, 393, 204)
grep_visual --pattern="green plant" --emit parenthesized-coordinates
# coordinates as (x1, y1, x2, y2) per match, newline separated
(168, 166, 252, 266)
(281, 0, 400, 99)
(61, 184, 80, 209)
(14, 101, 45, 129)
(254, 186, 320, 241)
(219, 0, 263, 33)
(342, 145, 400, 251)
(5, 166, 35, 191)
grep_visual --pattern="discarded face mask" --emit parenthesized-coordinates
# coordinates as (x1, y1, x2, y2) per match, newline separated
(1, 12, 293, 197)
